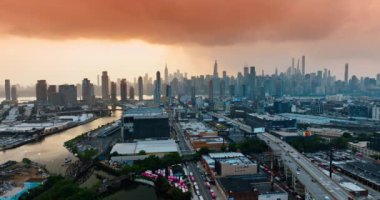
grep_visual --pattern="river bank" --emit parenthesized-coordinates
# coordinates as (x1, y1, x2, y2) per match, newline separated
(0, 110, 121, 174)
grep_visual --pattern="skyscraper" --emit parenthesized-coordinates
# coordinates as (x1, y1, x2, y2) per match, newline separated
(154, 71, 161, 103)
(82, 78, 94, 105)
(36, 80, 48, 103)
(249, 66, 256, 99)
(58, 84, 77, 106)
(110, 81, 117, 102)
(138, 76, 143, 101)
(101, 71, 109, 100)
(47, 85, 57, 103)
(164, 64, 169, 85)
(11, 85, 17, 101)
(120, 79, 127, 102)
(213, 60, 218, 78)
(4, 79, 10, 101)
(344, 63, 349, 84)
(208, 79, 213, 101)
(129, 86, 135, 100)
(302, 55, 305, 75)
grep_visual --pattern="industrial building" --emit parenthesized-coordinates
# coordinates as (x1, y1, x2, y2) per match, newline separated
(202, 152, 257, 177)
(216, 175, 288, 200)
(245, 113, 296, 130)
(110, 139, 178, 156)
(121, 107, 170, 141)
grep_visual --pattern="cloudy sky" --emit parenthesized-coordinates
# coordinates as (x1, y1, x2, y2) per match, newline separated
(0, 0, 379, 85)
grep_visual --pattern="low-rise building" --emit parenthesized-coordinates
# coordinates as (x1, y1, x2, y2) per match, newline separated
(110, 139, 178, 156)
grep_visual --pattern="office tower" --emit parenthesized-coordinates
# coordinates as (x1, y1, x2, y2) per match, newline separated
(275, 67, 278, 76)
(36, 80, 48, 103)
(208, 80, 213, 101)
(11, 85, 17, 101)
(344, 63, 349, 84)
(154, 71, 161, 103)
(4, 79, 11, 101)
(58, 84, 77, 106)
(213, 60, 218, 78)
(166, 84, 172, 97)
(82, 78, 94, 105)
(219, 80, 225, 98)
(302, 55, 305, 75)
(164, 64, 169, 85)
(47, 85, 57, 103)
(191, 86, 196, 106)
(120, 79, 127, 102)
(110, 81, 117, 102)
(242, 84, 247, 97)
(138, 76, 143, 101)
(129, 86, 135, 100)
(377, 73, 380, 86)
(101, 71, 109, 100)
(249, 66, 256, 99)
(230, 85, 235, 97)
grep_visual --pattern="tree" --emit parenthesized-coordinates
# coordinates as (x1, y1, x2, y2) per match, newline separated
(138, 150, 147, 155)
(228, 143, 238, 152)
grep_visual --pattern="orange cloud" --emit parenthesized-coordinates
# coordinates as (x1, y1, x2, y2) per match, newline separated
(0, 0, 351, 45)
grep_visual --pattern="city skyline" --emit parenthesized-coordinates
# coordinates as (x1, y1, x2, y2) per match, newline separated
(1, 1, 380, 84)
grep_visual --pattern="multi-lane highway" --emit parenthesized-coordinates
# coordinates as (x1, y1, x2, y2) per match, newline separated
(258, 132, 353, 200)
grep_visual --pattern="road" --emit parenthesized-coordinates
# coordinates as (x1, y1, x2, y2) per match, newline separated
(172, 121, 195, 155)
(188, 162, 213, 200)
(258, 132, 353, 200)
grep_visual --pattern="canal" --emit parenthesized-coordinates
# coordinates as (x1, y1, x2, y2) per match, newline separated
(0, 110, 121, 174)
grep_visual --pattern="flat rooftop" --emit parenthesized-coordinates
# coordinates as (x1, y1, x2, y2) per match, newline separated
(272, 131, 299, 137)
(248, 113, 291, 121)
(208, 152, 244, 159)
(111, 139, 178, 155)
(217, 175, 286, 195)
(218, 156, 256, 166)
(336, 161, 380, 186)
(123, 107, 168, 118)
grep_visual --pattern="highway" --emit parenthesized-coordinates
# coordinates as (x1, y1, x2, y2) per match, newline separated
(258, 132, 353, 200)
(210, 112, 252, 133)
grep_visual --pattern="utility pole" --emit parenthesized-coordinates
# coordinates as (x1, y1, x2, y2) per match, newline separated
(329, 146, 334, 178)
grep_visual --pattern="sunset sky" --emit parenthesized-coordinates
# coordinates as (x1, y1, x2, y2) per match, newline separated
(0, 0, 380, 85)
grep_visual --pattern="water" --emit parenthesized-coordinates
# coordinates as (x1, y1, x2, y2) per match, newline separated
(0, 110, 121, 174)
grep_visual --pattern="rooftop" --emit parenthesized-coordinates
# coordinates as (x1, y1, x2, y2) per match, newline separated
(248, 113, 291, 121)
(123, 107, 167, 118)
(208, 152, 244, 159)
(218, 156, 256, 166)
(111, 139, 178, 155)
(217, 175, 286, 195)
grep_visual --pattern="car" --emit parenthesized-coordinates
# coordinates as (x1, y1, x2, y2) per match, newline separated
(296, 172, 300, 175)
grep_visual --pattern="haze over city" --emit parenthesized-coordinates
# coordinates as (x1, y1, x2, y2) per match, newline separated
(1, 0, 380, 85)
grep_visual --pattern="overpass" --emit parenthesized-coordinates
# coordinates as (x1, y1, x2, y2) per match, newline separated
(211, 112, 353, 200)
(258, 132, 353, 200)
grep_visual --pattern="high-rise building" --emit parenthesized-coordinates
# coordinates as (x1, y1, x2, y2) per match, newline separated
(110, 81, 117, 102)
(213, 60, 218, 78)
(129, 86, 135, 100)
(344, 63, 349, 84)
(101, 71, 109, 100)
(249, 66, 256, 99)
(164, 64, 169, 85)
(82, 78, 94, 105)
(58, 84, 77, 106)
(4, 79, 11, 101)
(138, 76, 143, 101)
(302, 55, 305, 75)
(154, 71, 161, 103)
(120, 79, 127, 102)
(191, 86, 196, 106)
(208, 79, 213, 101)
(11, 85, 17, 101)
(36, 80, 48, 103)
(47, 85, 57, 103)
